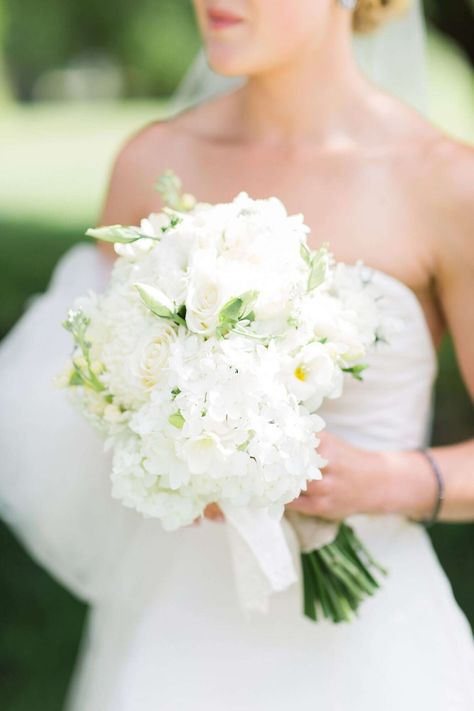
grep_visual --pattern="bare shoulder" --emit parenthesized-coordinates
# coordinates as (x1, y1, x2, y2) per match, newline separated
(413, 118, 474, 203)
(98, 93, 236, 227)
(373, 91, 474, 188)
(400, 117, 474, 298)
(378, 95, 474, 263)
(117, 89, 238, 159)
(373, 98, 473, 370)
(418, 129, 474, 265)
(98, 117, 185, 225)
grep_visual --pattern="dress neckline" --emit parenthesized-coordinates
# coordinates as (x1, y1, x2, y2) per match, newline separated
(353, 263, 438, 363)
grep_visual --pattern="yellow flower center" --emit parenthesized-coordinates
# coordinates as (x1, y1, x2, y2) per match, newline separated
(294, 365, 307, 382)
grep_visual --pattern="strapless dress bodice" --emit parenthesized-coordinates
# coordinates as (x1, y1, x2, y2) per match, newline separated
(318, 265, 438, 451)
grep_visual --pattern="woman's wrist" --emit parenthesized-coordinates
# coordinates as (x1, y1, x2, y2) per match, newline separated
(378, 449, 440, 519)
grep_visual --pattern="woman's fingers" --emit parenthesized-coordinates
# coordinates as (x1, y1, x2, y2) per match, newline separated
(316, 430, 338, 463)
(285, 496, 315, 514)
(305, 476, 331, 495)
(203, 502, 225, 522)
(286, 494, 332, 517)
(187, 503, 225, 526)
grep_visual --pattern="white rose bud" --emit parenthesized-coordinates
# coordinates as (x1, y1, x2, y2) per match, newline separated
(185, 274, 225, 336)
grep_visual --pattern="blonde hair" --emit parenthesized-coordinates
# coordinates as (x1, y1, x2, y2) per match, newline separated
(353, 0, 410, 33)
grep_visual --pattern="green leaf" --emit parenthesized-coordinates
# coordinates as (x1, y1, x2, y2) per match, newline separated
(236, 430, 255, 452)
(176, 304, 187, 320)
(308, 261, 326, 290)
(168, 411, 185, 429)
(167, 215, 183, 229)
(300, 243, 312, 267)
(307, 246, 331, 291)
(68, 370, 84, 386)
(154, 170, 197, 212)
(219, 296, 244, 324)
(341, 363, 368, 381)
(85, 225, 143, 244)
(155, 170, 182, 209)
(216, 290, 260, 338)
(135, 283, 174, 319)
(215, 324, 228, 339)
(219, 290, 259, 325)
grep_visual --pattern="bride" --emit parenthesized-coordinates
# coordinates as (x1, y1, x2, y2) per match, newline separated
(1, 0, 473, 709)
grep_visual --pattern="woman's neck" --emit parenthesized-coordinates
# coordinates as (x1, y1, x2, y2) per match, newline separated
(235, 18, 371, 146)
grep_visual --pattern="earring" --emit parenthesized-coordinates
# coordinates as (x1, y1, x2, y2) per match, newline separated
(339, 0, 357, 9)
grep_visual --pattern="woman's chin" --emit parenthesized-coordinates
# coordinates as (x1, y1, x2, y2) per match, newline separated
(205, 48, 250, 78)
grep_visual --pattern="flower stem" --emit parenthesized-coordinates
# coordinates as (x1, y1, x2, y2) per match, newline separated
(300, 522, 387, 624)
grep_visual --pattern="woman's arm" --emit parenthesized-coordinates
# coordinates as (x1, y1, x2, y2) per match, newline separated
(284, 432, 474, 522)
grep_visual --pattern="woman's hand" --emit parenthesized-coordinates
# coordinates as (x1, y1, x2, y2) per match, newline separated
(190, 430, 441, 526)
(191, 502, 225, 526)
(285, 430, 439, 521)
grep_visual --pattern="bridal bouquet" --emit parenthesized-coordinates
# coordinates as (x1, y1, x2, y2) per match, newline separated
(56, 171, 389, 623)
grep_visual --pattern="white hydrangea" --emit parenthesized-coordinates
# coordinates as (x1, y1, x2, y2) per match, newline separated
(59, 190, 388, 530)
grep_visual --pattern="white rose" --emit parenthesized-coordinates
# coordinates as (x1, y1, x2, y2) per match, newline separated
(129, 323, 177, 390)
(185, 272, 226, 336)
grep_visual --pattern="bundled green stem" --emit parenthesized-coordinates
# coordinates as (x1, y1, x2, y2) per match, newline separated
(301, 523, 387, 623)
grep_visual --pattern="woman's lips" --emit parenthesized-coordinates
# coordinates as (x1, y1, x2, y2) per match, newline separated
(207, 7, 244, 29)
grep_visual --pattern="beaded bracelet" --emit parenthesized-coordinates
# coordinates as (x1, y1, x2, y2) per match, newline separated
(416, 448, 445, 528)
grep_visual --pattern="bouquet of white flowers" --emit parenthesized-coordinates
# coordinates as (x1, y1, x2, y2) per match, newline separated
(56, 171, 389, 623)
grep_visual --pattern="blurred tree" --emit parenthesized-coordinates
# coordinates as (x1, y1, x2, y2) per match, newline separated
(3, 0, 72, 101)
(424, 0, 474, 63)
(0, 0, 13, 102)
(2, 0, 199, 101)
(116, 0, 200, 96)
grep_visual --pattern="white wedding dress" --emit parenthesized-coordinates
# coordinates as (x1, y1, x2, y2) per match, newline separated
(1, 241, 473, 711)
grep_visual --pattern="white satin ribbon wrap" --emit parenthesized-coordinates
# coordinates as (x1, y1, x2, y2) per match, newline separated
(221, 503, 338, 613)
(285, 510, 339, 553)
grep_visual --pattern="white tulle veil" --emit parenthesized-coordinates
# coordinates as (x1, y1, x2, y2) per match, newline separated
(169, 0, 428, 116)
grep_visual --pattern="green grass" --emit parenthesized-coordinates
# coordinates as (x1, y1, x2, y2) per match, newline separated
(0, 219, 82, 338)
(0, 100, 169, 227)
(0, 525, 86, 711)
(0, 27, 473, 711)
